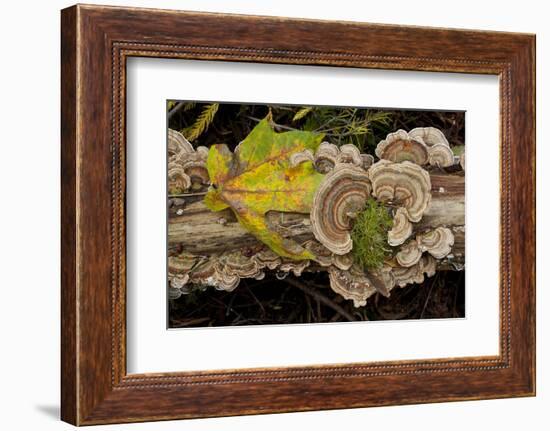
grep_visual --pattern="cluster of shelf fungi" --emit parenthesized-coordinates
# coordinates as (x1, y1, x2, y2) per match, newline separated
(168, 126, 465, 308)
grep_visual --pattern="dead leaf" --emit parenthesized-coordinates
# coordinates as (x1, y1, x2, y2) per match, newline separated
(205, 118, 324, 260)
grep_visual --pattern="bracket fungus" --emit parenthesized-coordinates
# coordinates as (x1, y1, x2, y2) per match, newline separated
(168, 164, 191, 194)
(310, 164, 372, 255)
(279, 260, 311, 277)
(314, 142, 339, 173)
(180, 149, 210, 188)
(168, 252, 199, 275)
(303, 240, 354, 270)
(417, 227, 455, 259)
(328, 265, 376, 307)
(290, 148, 315, 167)
(409, 126, 449, 147)
(169, 273, 190, 289)
(375, 129, 429, 165)
(185, 259, 239, 292)
(302, 239, 333, 267)
(396, 227, 454, 268)
(409, 127, 455, 168)
(396, 239, 423, 267)
(392, 255, 437, 287)
(387, 207, 413, 246)
(337, 144, 363, 166)
(313, 142, 364, 173)
(168, 128, 210, 190)
(169, 273, 191, 300)
(368, 160, 432, 223)
(168, 128, 194, 160)
(361, 154, 375, 170)
(216, 251, 266, 281)
(252, 248, 282, 270)
(332, 253, 354, 271)
(377, 127, 456, 168)
(427, 143, 455, 167)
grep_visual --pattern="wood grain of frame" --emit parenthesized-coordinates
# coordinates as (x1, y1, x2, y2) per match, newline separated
(60, 4, 536, 425)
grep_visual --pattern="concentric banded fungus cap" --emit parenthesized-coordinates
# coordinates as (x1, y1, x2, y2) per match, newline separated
(417, 227, 455, 259)
(392, 264, 423, 287)
(169, 288, 183, 300)
(168, 164, 191, 194)
(337, 144, 363, 166)
(420, 254, 437, 277)
(168, 128, 210, 187)
(310, 164, 372, 255)
(332, 253, 354, 271)
(392, 255, 436, 287)
(396, 239, 422, 267)
(387, 207, 413, 246)
(168, 129, 194, 160)
(328, 265, 376, 307)
(168, 252, 199, 275)
(375, 129, 429, 165)
(290, 149, 315, 167)
(313, 142, 366, 173)
(427, 143, 455, 167)
(361, 154, 375, 170)
(169, 273, 190, 289)
(169, 273, 192, 299)
(217, 251, 265, 280)
(252, 248, 282, 270)
(314, 142, 339, 173)
(409, 127, 455, 167)
(409, 127, 449, 147)
(367, 160, 432, 223)
(279, 260, 310, 277)
(181, 152, 210, 187)
(304, 241, 354, 270)
(303, 240, 333, 267)
(188, 259, 240, 291)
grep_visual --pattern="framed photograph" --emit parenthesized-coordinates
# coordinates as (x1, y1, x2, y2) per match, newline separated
(61, 4, 536, 425)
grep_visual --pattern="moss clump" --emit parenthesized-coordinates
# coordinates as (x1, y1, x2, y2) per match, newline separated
(350, 198, 393, 269)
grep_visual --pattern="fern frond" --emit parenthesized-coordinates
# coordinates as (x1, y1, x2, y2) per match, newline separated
(184, 103, 219, 141)
(293, 106, 313, 122)
(364, 110, 392, 127)
(183, 102, 196, 111)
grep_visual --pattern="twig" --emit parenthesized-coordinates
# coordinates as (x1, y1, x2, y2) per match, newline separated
(168, 101, 186, 120)
(169, 192, 208, 198)
(171, 317, 210, 327)
(244, 283, 266, 316)
(285, 278, 355, 322)
(420, 274, 438, 319)
(245, 115, 300, 132)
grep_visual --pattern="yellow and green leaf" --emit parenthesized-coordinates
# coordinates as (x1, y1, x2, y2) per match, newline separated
(205, 118, 325, 260)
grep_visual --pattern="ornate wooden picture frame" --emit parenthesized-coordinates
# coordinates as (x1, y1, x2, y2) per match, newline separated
(61, 4, 535, 425)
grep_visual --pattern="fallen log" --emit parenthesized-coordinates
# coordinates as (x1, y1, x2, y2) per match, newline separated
(168, 172, 465, 262)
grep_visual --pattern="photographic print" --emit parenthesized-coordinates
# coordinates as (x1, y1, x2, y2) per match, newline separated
(60, 6, 535, 423)
(167, 102, 465, 328)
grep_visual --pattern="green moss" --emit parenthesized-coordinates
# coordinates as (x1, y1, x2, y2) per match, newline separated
(452, 144, 465, 156)
(350, 198, 393, 270)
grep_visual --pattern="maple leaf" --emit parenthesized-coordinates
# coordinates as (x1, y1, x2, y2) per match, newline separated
(204, 119, 325, 260)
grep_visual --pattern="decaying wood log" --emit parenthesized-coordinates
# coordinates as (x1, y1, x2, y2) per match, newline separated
(168, 172, 465, 263)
